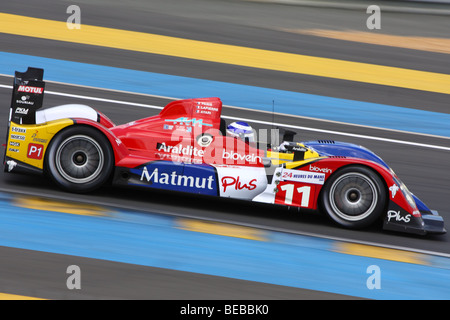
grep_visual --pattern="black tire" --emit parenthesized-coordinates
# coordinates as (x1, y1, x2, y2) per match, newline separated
(320, 165, 386, 229)
(45, 126, 114, 193)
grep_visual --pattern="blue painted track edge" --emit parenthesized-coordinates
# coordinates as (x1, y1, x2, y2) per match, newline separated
(1, 191, 450, 299)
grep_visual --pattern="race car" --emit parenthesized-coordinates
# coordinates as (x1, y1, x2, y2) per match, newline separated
(3, 67, 446, 235)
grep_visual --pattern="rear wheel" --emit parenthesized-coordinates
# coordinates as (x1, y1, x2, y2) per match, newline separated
(320, 166, 386, 229)
(45, 126, 114, 193)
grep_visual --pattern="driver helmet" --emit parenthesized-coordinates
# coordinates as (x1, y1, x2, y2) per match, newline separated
(226, 121, 255, 143)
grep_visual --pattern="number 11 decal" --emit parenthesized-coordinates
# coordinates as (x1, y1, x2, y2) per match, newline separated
(277, 182, 316, 209)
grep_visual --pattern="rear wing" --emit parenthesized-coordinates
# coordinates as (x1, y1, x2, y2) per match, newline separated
(10, 67, 45, 125)
(158, 97, 223, 134)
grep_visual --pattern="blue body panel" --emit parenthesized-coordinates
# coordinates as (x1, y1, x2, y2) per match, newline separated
(302, 140, 390, 169)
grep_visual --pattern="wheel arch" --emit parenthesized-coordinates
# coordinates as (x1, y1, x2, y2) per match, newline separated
(43, 121, 126, 192)
(318, 162, 390, 209)
(316, 160, 391, 228)
(44, 120, 129, 171)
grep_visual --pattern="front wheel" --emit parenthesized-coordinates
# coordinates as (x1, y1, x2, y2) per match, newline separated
(45, 126, 114, 193)
(320, 166, 387, 229)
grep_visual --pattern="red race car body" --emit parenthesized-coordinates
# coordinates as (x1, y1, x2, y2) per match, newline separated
(4, 67, 446, 235)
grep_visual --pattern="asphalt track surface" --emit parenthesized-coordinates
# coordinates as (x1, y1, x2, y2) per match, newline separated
(1, 0, 450, 300)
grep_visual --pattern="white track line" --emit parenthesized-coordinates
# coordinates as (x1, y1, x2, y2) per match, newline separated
(3, 76, 450, 140)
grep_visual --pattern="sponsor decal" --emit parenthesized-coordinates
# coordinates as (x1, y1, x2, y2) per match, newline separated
(131, 163, 218, 196)
(157, 142, 205, 157)
(178, 125, 192, 132)
(10, 134, 25, 141)
(11, 127, 26, 133)
(389, 184, 399, 199)
(15, 107, 29, 114)
(291, 146, 307, 152)
(309, 164, 332, 174)
(221, 176, 257, 192)
(282, 169, 325, 185)
(15, 99, 34, 106)
(222, 150, 261, 163)
(8, 148, 19, 153)
(214, 165, 267, 199)
(9, 141, 20, 147)
(140, 167, 214, 189)
(387, 210, 411, 223)
(27, 143, 44, 160)
(165, 117, 213, 127)
(31, 132, 48, 144)
(17, 85, 44, 94)
(155, 152, 202, 164)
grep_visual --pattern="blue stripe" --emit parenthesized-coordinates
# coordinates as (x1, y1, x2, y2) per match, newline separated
(1, 194, 449, 300)
(1, 52, 450, 137)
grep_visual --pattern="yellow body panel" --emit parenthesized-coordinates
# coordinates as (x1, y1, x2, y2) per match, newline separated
(267, 143, 321, 165)
(6, 119, 74, 169)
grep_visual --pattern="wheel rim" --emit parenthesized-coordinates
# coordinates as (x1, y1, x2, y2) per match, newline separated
(55, 135, 104, 184)
(328, 172, 378, 222)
